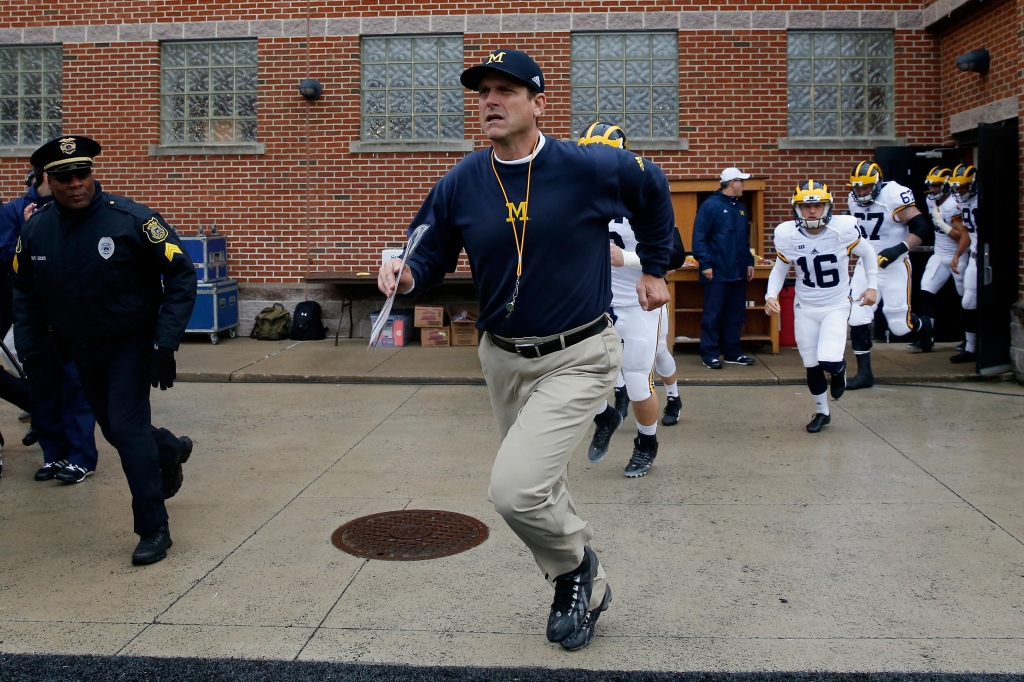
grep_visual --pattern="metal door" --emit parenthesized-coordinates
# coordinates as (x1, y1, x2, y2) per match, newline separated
(975, 120, 1020, 374)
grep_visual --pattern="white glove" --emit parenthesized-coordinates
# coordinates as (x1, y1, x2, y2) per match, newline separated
(931, 207, 953, 235)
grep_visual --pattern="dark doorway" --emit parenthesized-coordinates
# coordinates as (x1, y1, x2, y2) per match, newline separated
(975, 119, 1020, 374)
(870, 146, 968, 342)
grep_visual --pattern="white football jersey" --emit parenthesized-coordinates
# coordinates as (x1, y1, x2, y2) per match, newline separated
(847, 181, 916, 251)
(773, 215, 861, 308)
(608, 217, 642, 309)
(955, 192, 979, 252)
(931, 194, 960, 257)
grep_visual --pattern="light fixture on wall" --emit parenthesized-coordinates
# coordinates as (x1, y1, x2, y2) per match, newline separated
(298, 79, 323, 100)
(955, 49, 990, 74)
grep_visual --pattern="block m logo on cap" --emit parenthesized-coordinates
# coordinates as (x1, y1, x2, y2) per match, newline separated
(486, 51, 506, 64)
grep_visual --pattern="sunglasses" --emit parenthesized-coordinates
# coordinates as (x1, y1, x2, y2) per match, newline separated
(48, 167, 92, 183)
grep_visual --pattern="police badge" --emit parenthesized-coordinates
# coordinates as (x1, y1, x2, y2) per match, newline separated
(98, 236, 115, 259)
(142, 217, 169, 243)
(59, 138, 77, 155)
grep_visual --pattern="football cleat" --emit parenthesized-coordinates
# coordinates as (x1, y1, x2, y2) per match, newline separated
(587, 408, 622, 463)
(806, 413, 831, 433)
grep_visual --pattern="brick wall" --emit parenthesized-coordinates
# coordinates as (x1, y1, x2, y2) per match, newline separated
(936, 0, 1024, 299)
(0, 2, 955, 329)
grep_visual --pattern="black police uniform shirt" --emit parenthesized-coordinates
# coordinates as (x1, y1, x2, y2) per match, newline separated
(12, 182, 197, 359)
(404, 134, 674, 339)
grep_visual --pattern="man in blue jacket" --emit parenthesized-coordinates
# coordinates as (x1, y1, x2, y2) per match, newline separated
(691, 167, 757, 369)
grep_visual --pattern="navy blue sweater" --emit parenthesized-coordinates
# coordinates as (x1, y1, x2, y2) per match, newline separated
(404, 135, 674, 338)
(691, 189, 754, 283)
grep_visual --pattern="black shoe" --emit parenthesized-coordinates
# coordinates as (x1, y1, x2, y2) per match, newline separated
(724, 355, 756, 366)
(587, 408, 622, 464)
(955, 340, 966, 353)
(624, 434, 658, 478)
(918, 315, 934, 353)
(22, 427, 38, 447)
(55, 463, 94, 484)
(703, 358, 722, 370)
(560, 585, 612, 651)
(830, 367, 846, 401)
(613, 386, 630, 421)
(132, 526, 172, 565)
(661, 395, 681, 426)
(806, 413, 831, 433)
(846, 353, 874, 390)
(35, 459, 68, 481)
(547, 546, 596, 643)
(950, 350, 976, 364)
(162, 436, 193, 499)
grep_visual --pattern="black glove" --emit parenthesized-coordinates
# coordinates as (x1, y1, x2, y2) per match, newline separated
(876, 241, 909, 269)
(150, 345, 176, 390)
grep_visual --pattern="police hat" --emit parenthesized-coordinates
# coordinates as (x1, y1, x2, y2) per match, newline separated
(461, 49, 545, 93)
(29, 135, 101, 174)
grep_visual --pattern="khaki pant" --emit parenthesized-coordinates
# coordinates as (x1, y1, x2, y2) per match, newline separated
(479, 322, 622, 610)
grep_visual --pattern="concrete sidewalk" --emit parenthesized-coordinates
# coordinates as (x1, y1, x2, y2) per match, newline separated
(1, 381, 1023, 671)
(176, 337, 997, 385)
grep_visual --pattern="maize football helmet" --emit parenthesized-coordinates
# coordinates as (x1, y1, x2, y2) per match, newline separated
(791, 180, 833, 230)
(849, 161, 883, 207)
(578, 121, 629, 149)
(949, 164, 977, 202)
(924, 166, 952, 202)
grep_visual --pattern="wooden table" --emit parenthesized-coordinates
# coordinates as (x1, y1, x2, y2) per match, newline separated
(304, 270, 475, 344)
(666, 265, 780, 354)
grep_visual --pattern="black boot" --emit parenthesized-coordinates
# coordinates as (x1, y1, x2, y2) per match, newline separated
(162, 436, 193, 499)
(846, 353, 874, 390)
(829, 366, 846, 401)
(917, 315, 934, 353)
(132, 526, 172, 565)
(613, 386, 630, 420)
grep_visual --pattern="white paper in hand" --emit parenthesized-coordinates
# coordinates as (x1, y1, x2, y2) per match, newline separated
(368, 223, 431, 349)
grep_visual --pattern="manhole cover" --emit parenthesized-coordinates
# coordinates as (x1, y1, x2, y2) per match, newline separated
(332, 510, 488, 561)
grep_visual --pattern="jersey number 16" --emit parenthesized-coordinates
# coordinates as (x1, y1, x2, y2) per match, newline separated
(795, 254, 840, 289)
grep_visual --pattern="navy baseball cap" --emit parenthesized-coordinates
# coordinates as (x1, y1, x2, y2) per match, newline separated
(461, 49, 545, 93)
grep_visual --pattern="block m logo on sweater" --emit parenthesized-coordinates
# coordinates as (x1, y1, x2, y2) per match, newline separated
(506, 201, 528, 224)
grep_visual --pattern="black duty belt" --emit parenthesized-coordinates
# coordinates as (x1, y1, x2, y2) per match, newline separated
(488, 315, 609, 359)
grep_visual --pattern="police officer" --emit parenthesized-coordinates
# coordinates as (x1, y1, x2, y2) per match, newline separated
(13, 136, 198, 565)
(379, 50, 673, 651)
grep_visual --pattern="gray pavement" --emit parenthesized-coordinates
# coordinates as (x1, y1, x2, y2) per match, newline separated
(2, 380, 1024, 671)
(176, 337, 995, 386)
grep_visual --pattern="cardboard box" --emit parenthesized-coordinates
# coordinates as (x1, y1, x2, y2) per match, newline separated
(369, 309, 413, 347)
(448, 304, 480, 347)
(420, 326, 450, 347)
(414, 305, 445, 327)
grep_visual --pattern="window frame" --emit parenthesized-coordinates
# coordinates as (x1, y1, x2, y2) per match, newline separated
(157, 38, 259, 149)
(358, 33, 466, 147)
(569, 30, 681, 145)
(782, 29, 898, 147)
(0, 43, 63, 153)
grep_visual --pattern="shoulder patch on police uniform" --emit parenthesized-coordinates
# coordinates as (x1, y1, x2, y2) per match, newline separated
(635, 156, 645, 172)
(143, 216, 169, 243)
(164, 243, 182, 262)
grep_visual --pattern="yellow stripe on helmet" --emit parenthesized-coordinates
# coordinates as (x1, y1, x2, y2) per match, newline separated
(792, 180, 832, 205)
(950, 164, 976, 187)
(578, 122, 628, 149)
(849, 161, 882, 187)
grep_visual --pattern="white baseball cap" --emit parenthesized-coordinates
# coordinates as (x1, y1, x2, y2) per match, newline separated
(721, 167, 751, 182)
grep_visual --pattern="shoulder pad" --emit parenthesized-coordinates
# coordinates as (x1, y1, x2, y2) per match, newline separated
(773, 221, 796, 248)
(829, 214, 860, 240)
(881, 181, 913, 204)
(104, 193, 158, 221)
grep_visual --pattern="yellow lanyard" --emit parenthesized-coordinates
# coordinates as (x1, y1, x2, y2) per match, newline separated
(489, 135, 539, 315)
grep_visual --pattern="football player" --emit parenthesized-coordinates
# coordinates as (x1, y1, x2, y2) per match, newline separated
(845, 162, 934, 389)
(948, 164, 979, 364)
(913, 167, 967, 352)
(765, 181, 878, 432)
(579, 122, 685, 477)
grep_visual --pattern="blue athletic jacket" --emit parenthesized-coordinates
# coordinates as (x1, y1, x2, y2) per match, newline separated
(691, 189, 753, 283)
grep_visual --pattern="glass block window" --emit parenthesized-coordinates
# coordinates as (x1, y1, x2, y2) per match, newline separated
(361, 35, 464, 141)
(787, 32, 894, 138)
(570, 33, 678, 140)
(0, 45, 62, 147)
(161, 40, 258, 144)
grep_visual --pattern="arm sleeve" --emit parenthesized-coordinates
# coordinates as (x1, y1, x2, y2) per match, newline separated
(616, 154, 672, 277)
(402, 177, 465, 298)
(0, 203, 21, 274)
(742, 214, 755, 267)
(851, 238, 879, 290)
(143, 214, 198, 350)
(765, 257, 790, 301)
(690, 205, 712, 269)
(667, 227, 687, 270)
(11, 229, 47, 361)
(905, 212, 932, 242)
